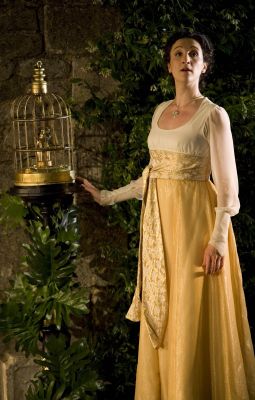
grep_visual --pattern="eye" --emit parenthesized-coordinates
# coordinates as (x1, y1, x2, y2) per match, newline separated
(174, 51, 182, 57)
(189, 50, 199, 58)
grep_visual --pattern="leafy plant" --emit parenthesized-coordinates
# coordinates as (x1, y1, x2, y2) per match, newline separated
(0, 197, 100, 398)
(26, 335, 101, 400)
(0, 192, 27, 228)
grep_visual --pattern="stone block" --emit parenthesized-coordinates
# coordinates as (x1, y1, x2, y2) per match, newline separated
(45, 5, 121, 55)
(75, 132, 106, 183)
(72, 58, 100, 104)
(0, 0, 44, 8)
(77, 165, 102, 182)
(0, 353, 39, 400)
(0, 160, 15, 191)
(76, 151, 102, 172)
(0, 124, 13, 150)
(49, 79, 72, 98)
(75, 254, 108, 288)
(0, 225, 27, 292)
(0, 7, 38, 33)
(0, 124, 14, 190)
(99, 74, 119, 98)
(0, 32, 43, 59)
(45, 0, 92, 4)
(72, 57, 119, 104)
(0, 0, 10, 6)
(22, 0, 44, 6)
(0, 101, 13, 127)
(0, 150, 13, 164)
(0, 230, 25, 291)
(74, 121, 108, 138)
(18, 58, 72, 80)
(0, 77, 30, 102)
(0, 61, 15, 82)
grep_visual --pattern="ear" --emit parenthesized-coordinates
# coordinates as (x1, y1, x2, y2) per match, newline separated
(168, 63, 172, 74)
(202, 62, 208, 74)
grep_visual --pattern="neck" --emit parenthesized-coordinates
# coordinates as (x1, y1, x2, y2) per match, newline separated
(174, 82, 202, 105)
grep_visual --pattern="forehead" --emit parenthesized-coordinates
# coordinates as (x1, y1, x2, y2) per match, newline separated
(171, 38, 202, 52)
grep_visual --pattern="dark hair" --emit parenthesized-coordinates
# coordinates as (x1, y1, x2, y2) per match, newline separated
(164, 31, 214, 77)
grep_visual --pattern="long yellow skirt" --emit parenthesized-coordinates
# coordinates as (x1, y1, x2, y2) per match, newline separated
(135, 179, 255, 400)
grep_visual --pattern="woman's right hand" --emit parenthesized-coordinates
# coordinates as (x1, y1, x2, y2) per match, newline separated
(202, 243, 224, 275)
(76, 177, 101, 204)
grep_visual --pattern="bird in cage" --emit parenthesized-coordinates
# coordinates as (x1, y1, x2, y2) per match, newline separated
(36, 128, 53, 168)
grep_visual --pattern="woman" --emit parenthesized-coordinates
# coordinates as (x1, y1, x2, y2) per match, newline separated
(78, 32, 255, 399)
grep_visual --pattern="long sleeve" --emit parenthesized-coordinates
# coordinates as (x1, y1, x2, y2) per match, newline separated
(99, 176, 143, 206)
(208, 106, 240, 255)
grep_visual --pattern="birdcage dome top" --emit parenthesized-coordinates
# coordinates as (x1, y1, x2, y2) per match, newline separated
(11, 92, 71, 122)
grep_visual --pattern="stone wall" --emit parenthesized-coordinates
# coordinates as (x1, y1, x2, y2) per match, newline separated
(0, 1, 120, 398)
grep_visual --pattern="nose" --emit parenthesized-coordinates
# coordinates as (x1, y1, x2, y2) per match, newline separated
(182, 53, 191, 64)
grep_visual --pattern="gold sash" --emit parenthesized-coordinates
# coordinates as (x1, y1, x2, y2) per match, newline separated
(126, 150, 211, 348)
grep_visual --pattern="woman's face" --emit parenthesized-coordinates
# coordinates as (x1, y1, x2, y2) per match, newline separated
(167, 38, 207, 84)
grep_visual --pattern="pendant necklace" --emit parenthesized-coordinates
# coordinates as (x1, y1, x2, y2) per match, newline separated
(171, 95, 204, 118)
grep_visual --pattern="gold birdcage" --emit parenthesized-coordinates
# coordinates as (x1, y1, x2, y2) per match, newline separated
(11, 61, 75, 187)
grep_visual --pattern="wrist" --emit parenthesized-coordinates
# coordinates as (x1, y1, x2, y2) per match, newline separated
(99, 190, 115, 206)
(209, 211, 230, 256)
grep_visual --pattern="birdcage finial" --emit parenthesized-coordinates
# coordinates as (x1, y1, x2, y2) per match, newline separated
(31, 60, 47, 94)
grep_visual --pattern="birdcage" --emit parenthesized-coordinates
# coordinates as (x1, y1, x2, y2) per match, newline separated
(11, 61, 75, 187)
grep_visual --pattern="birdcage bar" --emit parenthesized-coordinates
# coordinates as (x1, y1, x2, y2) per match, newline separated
(12, 97, 22, 170)
(67, 121, 72, 167)
(24, 97, 31, 169)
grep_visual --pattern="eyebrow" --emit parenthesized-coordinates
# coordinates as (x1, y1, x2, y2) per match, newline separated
(172, 45, 200, 51)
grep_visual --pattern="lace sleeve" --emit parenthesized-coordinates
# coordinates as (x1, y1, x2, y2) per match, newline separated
(207, 106, 240, 255)
(99, 176, 143, 206)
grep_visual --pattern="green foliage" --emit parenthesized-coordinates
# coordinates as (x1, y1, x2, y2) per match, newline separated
(0, 198, 100, 397)
(72, 0, 255, 397)
(0, 192, 27, 229)
(22, 206, 79, 288)
(26, 335, 101, 400)
(0, 204, 89, 355)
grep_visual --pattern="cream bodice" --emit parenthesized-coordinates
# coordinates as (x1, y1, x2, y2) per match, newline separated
(148, 97, 212, 157)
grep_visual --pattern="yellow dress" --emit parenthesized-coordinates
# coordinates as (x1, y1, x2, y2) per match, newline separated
(100, 97, 255, 399)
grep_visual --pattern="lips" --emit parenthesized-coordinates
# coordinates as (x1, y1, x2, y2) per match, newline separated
(181, 68, 192, 72)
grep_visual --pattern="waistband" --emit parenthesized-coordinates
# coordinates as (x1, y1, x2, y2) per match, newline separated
(147, 150, 211, 181)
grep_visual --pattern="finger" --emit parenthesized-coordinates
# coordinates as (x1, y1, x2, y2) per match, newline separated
(205, 257, 211, 275)
(205, 264, 209, 275)
(216, 257, 224, 273)
(202, 255, 206, 270)
(210, 255, 219, 275)
(81, 184, 96, 196)
(83, 179, 96, 189)
(202, 254, 207, 273)
(215, 257, 222, 274)
(213, 257, 220, 274)
(82, 182, 98, 194)
(208, 256, 215, 274)
(75, 177, 95, 192)
(213, 257, 219, 274)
